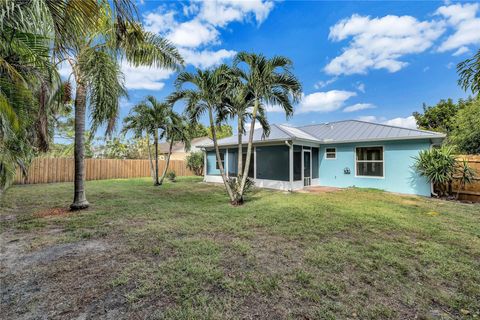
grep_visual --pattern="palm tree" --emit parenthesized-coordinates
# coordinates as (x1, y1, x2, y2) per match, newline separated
(157, 111, 191, 185)
(122, 96, 172, 186)
(457, 49, 480, 96)
(121, 103, 156, 184)
(233, 52, 302, 203)
(218, 83, 270, 181)
(60, 4, 183, 209)
(169, 65, 237, 202)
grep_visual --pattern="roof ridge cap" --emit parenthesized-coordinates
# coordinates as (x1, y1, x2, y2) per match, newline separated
(274, 124, 297, 139)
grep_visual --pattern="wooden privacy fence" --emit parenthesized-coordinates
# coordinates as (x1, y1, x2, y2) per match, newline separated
(14, 158, 194, 185)
(452, 155, 480, 202)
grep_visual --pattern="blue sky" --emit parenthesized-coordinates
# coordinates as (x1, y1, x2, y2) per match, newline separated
(81, 1, 480, 133)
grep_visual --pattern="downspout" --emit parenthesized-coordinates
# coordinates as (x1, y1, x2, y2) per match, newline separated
(429, 142, 439, 197)
(285, 140, 293, 192)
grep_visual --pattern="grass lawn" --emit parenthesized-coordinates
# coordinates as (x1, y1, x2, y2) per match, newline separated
(1, 177, 479, 319)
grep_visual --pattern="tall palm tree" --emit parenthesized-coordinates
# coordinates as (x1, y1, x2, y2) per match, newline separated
(122, 96, 171, 186)
(218, 83, 270, 180)
(233, 52, 302, 202)
(61, 4, 183, 209)
(169, 65, 236, 202)
(121, 103, 156, 184)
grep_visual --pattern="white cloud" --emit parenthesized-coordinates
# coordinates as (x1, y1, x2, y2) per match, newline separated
(199, 0, 274, 27)
(343, 103, 375, 113)
(143, 1, 275, 55)
(121, 62, 175, 90)
(167, 19, 220, 48)
(297, 90, 357, 113)
(436, 3, 480, 53)
(452, 46, 470, 56)
(357, 115, 379, 122)
(357, 115, 418, 129)
(314, 77, 337, 89)
(446, 62, 455, 69)
(325, 14, 445, 75)
(354, 82, 365, 93)
(383, 116, 417, 129)
(143, 10, 177, 34)
(179, 48, 236, 69)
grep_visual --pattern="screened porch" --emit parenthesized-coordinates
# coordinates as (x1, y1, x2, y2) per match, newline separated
(204, 143, 320, 191)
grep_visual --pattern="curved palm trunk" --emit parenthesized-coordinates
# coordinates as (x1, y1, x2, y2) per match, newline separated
(70, 82, 89, 210)
(239, 99, 258, 201)
(159, 137, 174, 185)
(208, 107, 235, 202)
(154, 129, 160, 186)
(146, 134, 155, 183)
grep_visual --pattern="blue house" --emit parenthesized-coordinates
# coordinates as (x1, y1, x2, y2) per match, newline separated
(201, 120, 445, 196)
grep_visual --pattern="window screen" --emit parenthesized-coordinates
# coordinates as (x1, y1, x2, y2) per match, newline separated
(312, 147, 319, 179)
(256, 145, 289, 181)
(216, 152, 225, 170)
(356, 147, 384, 177)
(228, 149, 237, 176)
(293, 145, 302, 181)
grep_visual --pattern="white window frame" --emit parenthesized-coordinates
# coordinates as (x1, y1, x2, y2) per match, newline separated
(354, 146, 385, 179)
(325, 147, 337, 160)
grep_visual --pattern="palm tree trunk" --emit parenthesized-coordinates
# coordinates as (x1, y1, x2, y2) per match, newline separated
(239, 98, 258, 199)
(159, 137, 174, 185)
(70, 82, 89, 210)
(146, 134, 155, 183)
(154, 129, 160, 186)
(237, 117, 243, 177)
(208, 107, 235, 202)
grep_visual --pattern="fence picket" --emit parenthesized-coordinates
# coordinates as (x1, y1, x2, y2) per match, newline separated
(13, 158, 195, 185)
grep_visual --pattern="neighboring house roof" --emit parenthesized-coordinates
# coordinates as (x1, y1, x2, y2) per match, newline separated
(159, 136, 212, 154)
(200, 120, 445, 147)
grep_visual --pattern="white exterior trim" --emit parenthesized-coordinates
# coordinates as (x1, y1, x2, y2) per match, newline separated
(354, 145, 385, 179)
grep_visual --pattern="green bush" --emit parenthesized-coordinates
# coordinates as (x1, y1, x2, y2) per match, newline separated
(186, 151, 204, 176)
(166, 170, 176, 182)
(414, 146, 476, 197)
(414, 146, 456, 197)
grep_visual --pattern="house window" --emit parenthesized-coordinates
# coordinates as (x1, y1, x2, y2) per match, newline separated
(325, 147, 336, 159)
(356, 147, 384, 177)
(216, 152, 225, 170)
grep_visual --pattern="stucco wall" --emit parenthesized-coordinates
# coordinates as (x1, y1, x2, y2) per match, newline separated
(318, 139, 432, 196)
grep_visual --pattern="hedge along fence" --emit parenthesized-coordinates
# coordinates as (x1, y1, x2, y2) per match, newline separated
(452, 155, 480, 202)
(14, 158, 195, 185)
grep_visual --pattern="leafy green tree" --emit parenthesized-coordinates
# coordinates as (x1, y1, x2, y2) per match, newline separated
(457, 49, 480, 95)
(449, 99, 480, 154)
(186, 151, 204, 176)
(412, 99, 467, 133)
(207, 124, 233, 140)
(233, 52, 302, 204)
(188, 123, 209, 138)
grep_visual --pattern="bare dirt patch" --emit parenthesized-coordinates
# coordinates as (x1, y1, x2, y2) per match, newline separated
(0, 230, 134, 319)
(33, 207, 70, 218)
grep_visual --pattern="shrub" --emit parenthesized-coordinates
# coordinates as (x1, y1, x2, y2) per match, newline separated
(186, 151, 204, 176)
(414, 146, 456, 197)
(414, 146, 476, 198)
(166, 170, 176, 182)
(227, 175, 255, 205)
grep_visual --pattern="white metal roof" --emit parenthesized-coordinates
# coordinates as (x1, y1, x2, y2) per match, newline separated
(201, 120, 445, 147)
